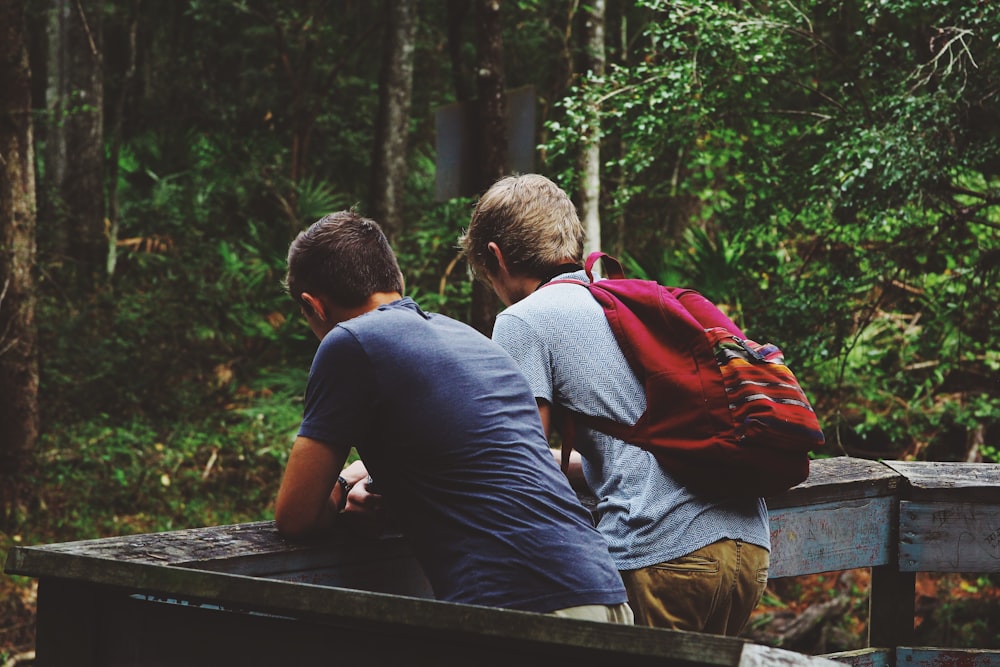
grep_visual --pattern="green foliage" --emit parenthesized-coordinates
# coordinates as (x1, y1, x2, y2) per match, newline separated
(4, 0, 1000, 655)
(293, 177, 350, 223)
(394, 195, 477, 319)
(916, 575, 1000, 648)
(18, 368, 305, 542)
(544, 0, 1000, 462)
(25, 0, 464, 549)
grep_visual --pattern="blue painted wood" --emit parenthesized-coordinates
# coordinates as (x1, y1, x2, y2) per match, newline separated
(899, 501, 1000, 573)
(897, 648, 1000, 667)
(769, 497, 894, 578)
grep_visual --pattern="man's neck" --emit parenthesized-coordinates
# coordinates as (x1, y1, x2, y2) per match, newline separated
(535, 262, 584, 290)
(341, 291, 402, 321)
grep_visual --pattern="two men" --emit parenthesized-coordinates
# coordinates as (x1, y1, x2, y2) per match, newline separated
(275, 211, 631, 622)
(460, 174, 771, 635)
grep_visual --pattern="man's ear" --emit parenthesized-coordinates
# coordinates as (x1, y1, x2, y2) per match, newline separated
(487, 242, 509, 274)
(300, 292, 327, 322)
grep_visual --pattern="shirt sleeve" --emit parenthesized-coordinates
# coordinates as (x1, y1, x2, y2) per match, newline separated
(492, 312, 554, 404)
(298, 327, 377, 447)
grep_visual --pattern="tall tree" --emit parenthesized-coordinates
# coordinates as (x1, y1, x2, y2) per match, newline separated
(605, 0, 629, 257)
(43, 0, 104, 290)
(0, 0, 39, 519)
(370, 0, 417, 239)
(578, 0, 605, 258)
(446, 0, 473, 102)
(105, 0, 139, 279)
(470, 0, 506, 335)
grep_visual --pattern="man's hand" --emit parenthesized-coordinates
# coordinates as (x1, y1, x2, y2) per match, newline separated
(339, 460, 386, 537)
(344, 478, 383, 514)
(339, 459, 370, 491)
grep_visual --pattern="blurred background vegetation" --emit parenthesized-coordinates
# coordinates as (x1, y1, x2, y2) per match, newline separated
(0, 0, 997, 659)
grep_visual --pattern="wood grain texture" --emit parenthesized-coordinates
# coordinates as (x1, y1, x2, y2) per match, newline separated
(769, 497, 894, 577)
(899, 501, 1000, 573)
(765, 457, 901, 510)
(885, 462, 1000, 503)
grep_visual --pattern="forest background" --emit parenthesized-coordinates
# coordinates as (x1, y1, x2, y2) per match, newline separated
(1, 0, 998, 661)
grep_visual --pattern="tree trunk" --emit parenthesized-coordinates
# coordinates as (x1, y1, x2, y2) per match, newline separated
(607, 0, 628, 257)
(446, 0, 472, 102)
(469, 0, 506, 335)
(43, 0, 104, 291)
(106, 0, 139, 279)
(370, 0, 417, 240)
(578, 0, 605, 259)
(0, 0, 40, 521)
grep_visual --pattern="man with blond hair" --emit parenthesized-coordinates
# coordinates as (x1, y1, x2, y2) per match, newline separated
(460, 174, 770, 634)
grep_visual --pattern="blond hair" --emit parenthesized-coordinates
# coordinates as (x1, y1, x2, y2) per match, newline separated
(460, 174, 584, 280)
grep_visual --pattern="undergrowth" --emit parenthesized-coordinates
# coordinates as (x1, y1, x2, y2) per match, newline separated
(6, 367, 307, 545)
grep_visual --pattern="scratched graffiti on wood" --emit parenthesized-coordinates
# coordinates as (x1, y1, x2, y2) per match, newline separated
(896, 648, 1000, 667)
(899, 501, 1000, 573)
(769, 497, 894, 578)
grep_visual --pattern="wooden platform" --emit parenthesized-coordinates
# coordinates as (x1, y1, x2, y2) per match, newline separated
(6, 457, 1000, 667)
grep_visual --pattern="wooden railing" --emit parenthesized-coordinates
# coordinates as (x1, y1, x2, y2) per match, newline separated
(766, 457, 1000, 667)
(5, 457, 1000, 667)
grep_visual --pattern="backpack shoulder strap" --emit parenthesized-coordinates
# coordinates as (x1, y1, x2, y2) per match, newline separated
(669, 287, 746, 338)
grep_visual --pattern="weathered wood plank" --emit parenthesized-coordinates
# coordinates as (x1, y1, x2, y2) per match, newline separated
(4, 521, 422, 578)
(106, 592, 844, 667)
(897, 648, 1000, 667)
(6, 525, 435, 598)
(769, 497, 894, 578)
(819, 648, 892, 667)
(27, 576, 742, 667)
(14, 557, 816, 667)
(766, 457, 900, 510)
(11, 521, 305, 566)
(739, 644, 842, 667)
(265, 554, 434, 597)
(10, 457, 1000, 667)
(899, 501, 1000, 573)
(885, 462, 1000, 504)
(87, 588, 842, 667)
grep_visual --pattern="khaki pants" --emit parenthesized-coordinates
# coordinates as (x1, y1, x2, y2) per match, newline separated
(620, 539, 769, 635)
(549, 602, 635, 624)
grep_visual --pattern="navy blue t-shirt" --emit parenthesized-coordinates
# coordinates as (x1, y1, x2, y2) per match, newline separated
(298, 297, 626, 612)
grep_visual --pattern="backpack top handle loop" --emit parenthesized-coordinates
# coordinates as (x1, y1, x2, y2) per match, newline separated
(585, 251, 626, 282)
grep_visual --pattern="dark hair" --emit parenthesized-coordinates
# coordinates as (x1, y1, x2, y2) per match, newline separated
(285, 210, 403, 308)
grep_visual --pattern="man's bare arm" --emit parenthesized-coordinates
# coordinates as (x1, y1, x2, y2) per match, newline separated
(275, 436, 350, 539)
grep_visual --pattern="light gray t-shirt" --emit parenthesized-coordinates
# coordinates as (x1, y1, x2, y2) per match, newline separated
(492, 271, 770, 570)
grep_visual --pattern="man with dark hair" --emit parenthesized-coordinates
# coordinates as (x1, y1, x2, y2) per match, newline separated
(460, 175, 770, 634)
(276, 210, 632, 621)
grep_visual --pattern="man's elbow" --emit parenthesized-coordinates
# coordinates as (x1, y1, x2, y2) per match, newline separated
(275, 507, 323, 540)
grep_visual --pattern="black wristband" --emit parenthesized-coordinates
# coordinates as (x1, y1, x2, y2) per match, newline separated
(336, 475, 353, 512)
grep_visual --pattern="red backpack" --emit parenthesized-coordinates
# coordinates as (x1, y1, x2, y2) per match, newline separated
(548, 252, 823, 498)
